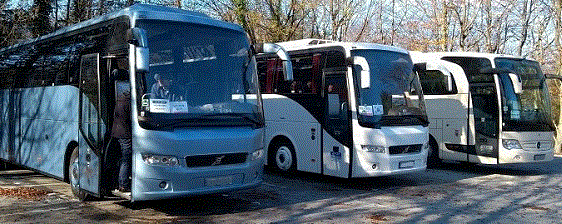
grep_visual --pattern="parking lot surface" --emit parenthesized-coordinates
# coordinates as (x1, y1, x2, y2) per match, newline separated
(1, 157, 562, 223)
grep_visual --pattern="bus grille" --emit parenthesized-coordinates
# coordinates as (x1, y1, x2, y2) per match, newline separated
(522, 141, 553, 151)
(185, 153, 248, 167)
(389, 144, 422, 155)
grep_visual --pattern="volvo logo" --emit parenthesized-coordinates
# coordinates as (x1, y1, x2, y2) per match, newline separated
(211, 155, 226, 166)
(537, 142, 541, 149)
(402, 146, 411, 154)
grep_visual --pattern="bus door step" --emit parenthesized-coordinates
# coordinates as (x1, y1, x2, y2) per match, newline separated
(111, 189, 131, 200)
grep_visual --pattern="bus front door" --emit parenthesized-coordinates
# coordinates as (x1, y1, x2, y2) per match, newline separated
(78, 53, 105, 196)
(322, 71, 352, 178)
(470, 80, 500, 163)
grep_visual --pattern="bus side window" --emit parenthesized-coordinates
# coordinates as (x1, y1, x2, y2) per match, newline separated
(0, 54, 15, 90)
(419, 70, 457, 95)
(29, 55, 46, 87)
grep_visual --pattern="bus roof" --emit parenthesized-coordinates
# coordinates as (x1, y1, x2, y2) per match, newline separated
(1, 4, 244, 53)
(412, 51, 534, 62)
(276, 39, 410, 55)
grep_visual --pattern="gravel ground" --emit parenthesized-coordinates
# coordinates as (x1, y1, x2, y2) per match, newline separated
(1, 157, 561, 224)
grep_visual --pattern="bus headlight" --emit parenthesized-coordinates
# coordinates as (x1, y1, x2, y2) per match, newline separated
(250, 148, 264, 161)
(502, 139, 522, 150)
(142, 154, 179, 166)
(362, 145, 386, 153)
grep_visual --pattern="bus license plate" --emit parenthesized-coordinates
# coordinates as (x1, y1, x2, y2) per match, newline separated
(399, 160, 415, 169)
(205, 176, 233, 187)
(534, 154, 545, 161)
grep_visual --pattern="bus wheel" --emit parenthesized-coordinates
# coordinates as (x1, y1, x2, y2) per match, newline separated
(69, 146, 88, 201)
(427, 139, 441, 168)
(271, 142, 296, 172)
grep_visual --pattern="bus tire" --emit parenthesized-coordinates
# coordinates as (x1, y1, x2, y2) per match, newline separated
(427, 138, 441, 168)
(270, 141, 296, 173)
(69, 146, 88, 201)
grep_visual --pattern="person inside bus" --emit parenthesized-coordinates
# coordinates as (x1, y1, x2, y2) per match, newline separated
(290, 81, 301, 93)
(151, 73, 183, 101)
(327, 84, 335, 93)
(112, 69, 132, 193)
(303, 80, 314, 93)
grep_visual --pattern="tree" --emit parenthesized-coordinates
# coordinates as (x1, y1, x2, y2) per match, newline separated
(69, 0, 93, 23)
(516, 0, 536, 56)
(552, 0, 562, 153)
(449, 0, 481, 51)
(1, 4, 32, 48)
(31, 0, 52, 37)
(480, 0, 513, 53)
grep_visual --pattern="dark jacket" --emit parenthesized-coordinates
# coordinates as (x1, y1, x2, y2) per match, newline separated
(111, 92, 132, 139)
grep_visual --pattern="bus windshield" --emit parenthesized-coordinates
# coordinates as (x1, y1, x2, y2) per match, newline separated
(352, 49, 427, 127)
(136, 20, 263, 128)
(495, 58, 554, 132)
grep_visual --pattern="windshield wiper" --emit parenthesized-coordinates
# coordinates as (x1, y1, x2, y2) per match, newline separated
(407, 115, 430, 126)
(202, 113, 263, 126)
(381, 115, 429, 126)
(155, 117, 209, 129)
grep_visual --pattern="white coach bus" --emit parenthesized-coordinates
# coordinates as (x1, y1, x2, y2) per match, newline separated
(411, 52, 555, 165)
(256, 39, 429, 178)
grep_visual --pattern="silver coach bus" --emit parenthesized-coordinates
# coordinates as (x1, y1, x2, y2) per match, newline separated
(0, 4, 292, 201)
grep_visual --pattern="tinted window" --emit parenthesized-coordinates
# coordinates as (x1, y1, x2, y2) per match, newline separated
(258, 52, 328, 95)
(352, 49, 427, 127)
(419, 70, 457, 95)
(0, 53, 15, 89)
(442, 57, 493, 83)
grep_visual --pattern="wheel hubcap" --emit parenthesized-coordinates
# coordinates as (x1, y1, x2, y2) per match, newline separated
(275, 146, 292, 171)
(70, 157, 79, 188)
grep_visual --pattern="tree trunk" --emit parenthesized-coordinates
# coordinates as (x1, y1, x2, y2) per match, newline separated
(553, 0, 562, 154)
(517, 0, 532, 56)
(440, 2, 449, 51)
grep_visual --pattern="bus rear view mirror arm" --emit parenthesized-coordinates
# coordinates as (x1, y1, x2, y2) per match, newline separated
(353, 56, 370, 89)
(127, 28, 148, 47)
(255, 43, 293, 81)
(445, 74, 453, 92)
(546, 74, 562, 81)
(508, 73, 522, 94)
(127, 28, 149, 72)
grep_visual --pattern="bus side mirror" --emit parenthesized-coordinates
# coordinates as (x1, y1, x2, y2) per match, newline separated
(255, 43, 293, 81)
(414, 63, 427, 73)
(353, 56, 370, 88)
(127, 28, 149, 72)
(509, 73, 522, 94)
